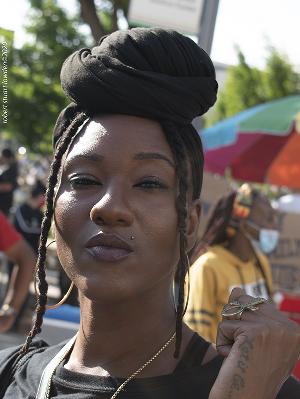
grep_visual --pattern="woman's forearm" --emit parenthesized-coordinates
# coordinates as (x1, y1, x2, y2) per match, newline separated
(3, 239, 36, 312)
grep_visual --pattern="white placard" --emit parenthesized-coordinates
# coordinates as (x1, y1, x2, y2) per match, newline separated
(128, 0, 205, 35)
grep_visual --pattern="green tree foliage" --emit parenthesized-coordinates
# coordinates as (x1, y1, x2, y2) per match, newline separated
(208, 48, 300, 126)
(3, 0, 131, 152)
(5, 0, 87, 153)
(263, 47, 300, 100)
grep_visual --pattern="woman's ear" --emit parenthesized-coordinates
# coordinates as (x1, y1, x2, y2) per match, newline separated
(186, 199, 202, 252)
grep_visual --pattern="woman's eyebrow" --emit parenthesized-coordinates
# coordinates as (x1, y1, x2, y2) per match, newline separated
(133, 152, 175, 168)
(64, 152, 175, 169)
(64, 153, 104, 168)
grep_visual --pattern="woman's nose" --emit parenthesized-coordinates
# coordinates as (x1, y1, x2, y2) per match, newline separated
(89, 187, 134, 227)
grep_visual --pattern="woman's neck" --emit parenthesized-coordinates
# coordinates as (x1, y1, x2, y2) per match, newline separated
(65, 288, 192, 378)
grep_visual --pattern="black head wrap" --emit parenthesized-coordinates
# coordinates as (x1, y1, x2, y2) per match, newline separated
(53, 27, 217, 148)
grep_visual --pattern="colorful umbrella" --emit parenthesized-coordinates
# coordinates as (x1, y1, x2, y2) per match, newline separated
(201, 95, 300, 189)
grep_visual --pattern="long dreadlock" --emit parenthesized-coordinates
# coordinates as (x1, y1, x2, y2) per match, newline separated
(20, 114, 204, 360)
(20, 110, 88, 354)
(161, 121, 203, 358)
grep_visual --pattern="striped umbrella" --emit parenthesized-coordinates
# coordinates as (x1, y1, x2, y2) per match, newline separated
(201, 95, 300, 189)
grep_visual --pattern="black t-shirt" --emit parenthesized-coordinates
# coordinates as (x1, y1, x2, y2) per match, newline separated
(12, 203, 43, 253)
(0, 334, 299, 398)
(0, 162, 18, 215)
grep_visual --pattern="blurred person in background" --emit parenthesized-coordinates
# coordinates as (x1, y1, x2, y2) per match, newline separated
(0, 148, 19, 216)
(4, 180, 46, 326)
(12, 180, 46, 255)
(13, 178, 78, 308)
(185, 184, 278, 343)
(0, 211, 36, 332)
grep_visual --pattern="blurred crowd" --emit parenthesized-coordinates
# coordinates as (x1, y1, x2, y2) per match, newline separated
(0, 146, 77, 334)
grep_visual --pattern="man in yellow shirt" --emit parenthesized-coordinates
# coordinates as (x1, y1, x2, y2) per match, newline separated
(185, 184, 278, 343)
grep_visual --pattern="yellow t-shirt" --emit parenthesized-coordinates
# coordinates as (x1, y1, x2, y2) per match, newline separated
(184, 245, 273, 343)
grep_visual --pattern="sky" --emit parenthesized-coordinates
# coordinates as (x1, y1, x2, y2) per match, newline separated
(211, 0, 300, 69)
(0, 0, 299, 70)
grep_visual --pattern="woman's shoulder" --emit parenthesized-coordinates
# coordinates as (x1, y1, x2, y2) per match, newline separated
(0, 339, 46, 367)
(0, 338, 74, 398)
(0, 338, 68, 378)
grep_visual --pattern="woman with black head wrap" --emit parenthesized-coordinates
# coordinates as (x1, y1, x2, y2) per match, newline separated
(0, 28, 299, 399)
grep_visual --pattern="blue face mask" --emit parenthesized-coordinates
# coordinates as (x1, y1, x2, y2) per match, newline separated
(257, 229, 280, 254)
(246, 221, 280, 254)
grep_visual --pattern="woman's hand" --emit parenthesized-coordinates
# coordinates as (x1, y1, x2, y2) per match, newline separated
(209, 287, 300, 399)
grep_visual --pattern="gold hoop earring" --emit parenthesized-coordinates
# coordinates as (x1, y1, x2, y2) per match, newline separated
(34, 240, 75, 310)
(172, 280, 177, 312)
(34, 277, 75, 310)
(46, 240, 56, 248)
(183, 253, 191, 317)
(46, 281, 75, 310)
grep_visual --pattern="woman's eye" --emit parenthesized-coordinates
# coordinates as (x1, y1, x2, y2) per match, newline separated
(69, 177, 100, 188)
(136, 179, 168, 189)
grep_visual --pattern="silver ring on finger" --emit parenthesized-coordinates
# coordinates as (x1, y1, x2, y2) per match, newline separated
(221, 297, 267, 320)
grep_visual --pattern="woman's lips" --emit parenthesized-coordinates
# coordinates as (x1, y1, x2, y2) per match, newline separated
(86, 245, 132, 262)
(85, 233, 134, 262)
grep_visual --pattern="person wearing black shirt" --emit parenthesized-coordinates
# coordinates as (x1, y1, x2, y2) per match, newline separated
(12, 180, 46, 253)
(0, 148, 18, 216)
(0, 28, 299, 399)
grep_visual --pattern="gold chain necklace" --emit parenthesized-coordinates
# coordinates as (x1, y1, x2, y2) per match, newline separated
(43, 332, 175, 399)
(110, 332, 176, 399)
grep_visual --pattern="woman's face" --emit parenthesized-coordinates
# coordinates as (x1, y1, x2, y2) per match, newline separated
(54, 114, 200, 303)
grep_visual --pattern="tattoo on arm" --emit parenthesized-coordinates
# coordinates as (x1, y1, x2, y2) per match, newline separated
(227, 337, 254, 399)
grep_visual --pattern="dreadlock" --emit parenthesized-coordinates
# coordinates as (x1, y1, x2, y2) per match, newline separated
(161, 121, 203, 358)
(20, 110, 88, 354)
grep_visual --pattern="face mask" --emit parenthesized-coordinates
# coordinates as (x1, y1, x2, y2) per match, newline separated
(246, 221, 280, 254)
